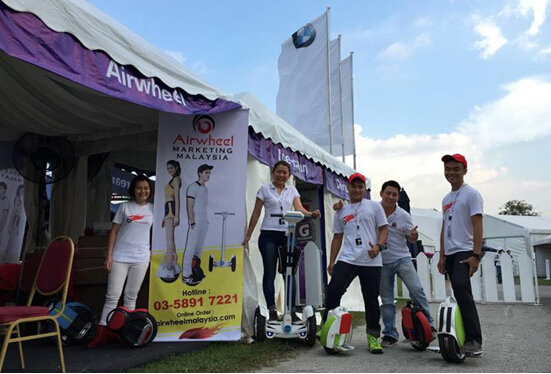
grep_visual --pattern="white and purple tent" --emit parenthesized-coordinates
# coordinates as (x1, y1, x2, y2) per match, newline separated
(0, 0, 369, 333)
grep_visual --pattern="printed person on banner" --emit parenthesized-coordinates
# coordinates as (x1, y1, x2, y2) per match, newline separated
(182, 164, 213, 286)
(156, 160, 182, 282)
(325, 173, 388, 354)
(438, 154, 484, 355)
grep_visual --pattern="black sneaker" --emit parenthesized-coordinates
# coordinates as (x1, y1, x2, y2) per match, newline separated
(291, 312, 301, 323)
(381, 336, 398, 348)
(268, 309, 278, 322)
(462, 340, 483, 355)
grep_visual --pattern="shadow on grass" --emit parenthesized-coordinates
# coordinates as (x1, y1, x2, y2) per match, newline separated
(128, 339, 315, 373)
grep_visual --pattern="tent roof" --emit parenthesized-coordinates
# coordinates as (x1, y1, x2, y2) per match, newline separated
(234, 92, 357, 179)
(533, 235, 551, 247)
(1, 0, 357, 179)
(485, 215, 551, 235)
(2, 0, 227, 101)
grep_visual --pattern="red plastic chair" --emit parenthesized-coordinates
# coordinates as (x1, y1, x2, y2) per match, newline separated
(0, 236, 74, 373)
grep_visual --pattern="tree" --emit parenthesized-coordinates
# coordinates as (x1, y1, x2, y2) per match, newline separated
(499, 200, 540, 216)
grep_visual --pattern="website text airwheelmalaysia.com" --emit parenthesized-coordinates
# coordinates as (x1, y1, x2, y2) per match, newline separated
(155, 289, 238, 326)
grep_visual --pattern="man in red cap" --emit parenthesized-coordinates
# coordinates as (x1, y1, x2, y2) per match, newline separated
(438, 154, 484, 355)
(324, 172, 388, 354)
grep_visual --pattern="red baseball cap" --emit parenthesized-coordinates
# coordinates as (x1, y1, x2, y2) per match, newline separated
(348, 172, 366, 184)
(441, 154, 467, 168)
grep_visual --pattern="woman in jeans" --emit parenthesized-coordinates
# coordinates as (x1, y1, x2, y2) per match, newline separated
(88, 175, 154, 348)
(243, 161, 320, 321)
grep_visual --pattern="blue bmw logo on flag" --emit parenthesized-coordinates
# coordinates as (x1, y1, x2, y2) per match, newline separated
(292, 23, 316, 49)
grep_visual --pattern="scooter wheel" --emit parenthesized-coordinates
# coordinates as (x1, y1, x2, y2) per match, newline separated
(439, 334, 466, 364)
(231, 256, 236, 272)
(410, 340, 429, 351)
(253, 307, 266, 343)
(209, 256, 214, 272)
(323, 346, 341, 355)
(305, 315, 317, 347)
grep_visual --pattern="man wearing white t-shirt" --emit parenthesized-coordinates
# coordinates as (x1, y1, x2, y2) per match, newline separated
(182, 164, 212, 286)
(438, 154, 483, 355)
(325, 173, 388, 354)
(377, 180, 436, 348)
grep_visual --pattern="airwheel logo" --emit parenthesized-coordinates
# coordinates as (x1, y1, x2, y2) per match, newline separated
(193, 115, 216, 135)
(292, 23, 316, 49)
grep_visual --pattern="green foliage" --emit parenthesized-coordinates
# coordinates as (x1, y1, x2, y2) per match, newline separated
(499, 199, 540, 216)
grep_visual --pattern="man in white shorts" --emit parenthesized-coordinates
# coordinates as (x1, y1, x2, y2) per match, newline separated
(182, 164, 212, 286)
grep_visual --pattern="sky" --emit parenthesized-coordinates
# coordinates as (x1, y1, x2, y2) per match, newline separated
(87, 0, 551, 215)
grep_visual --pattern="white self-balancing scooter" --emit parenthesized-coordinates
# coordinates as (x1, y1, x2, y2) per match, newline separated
(208, 211, 237, 272)
(319, 306, 354, 354)
(253, 211, 316, 346)
(428, 296, 482, 363)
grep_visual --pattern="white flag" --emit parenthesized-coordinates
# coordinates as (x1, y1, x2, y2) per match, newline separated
(340, 54, 355, 156)
(276, 11, 331, 151)
(328, 37, 344, 156)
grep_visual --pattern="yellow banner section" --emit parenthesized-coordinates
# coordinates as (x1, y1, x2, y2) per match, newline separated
(149, 246, 243, 341)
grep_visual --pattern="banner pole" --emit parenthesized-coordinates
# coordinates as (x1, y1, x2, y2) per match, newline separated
(350, 51, 357, 169)
(338, 35, 345, 162)
(326, 7, 333, 155)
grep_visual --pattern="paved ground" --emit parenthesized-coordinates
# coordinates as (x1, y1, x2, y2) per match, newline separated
(2, 286, 551, 372)
(259, 292, 551, 373)
(1, 338, 208, 372)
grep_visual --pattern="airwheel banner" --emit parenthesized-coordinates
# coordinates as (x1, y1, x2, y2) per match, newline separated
(0, 3, 240, 115)
(151, 110, 248, 342)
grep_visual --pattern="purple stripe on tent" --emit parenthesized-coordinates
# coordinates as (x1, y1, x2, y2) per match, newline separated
(324, 168, 349, 200)
(248, 132, 323, 185)
(0, 3, 240, 115)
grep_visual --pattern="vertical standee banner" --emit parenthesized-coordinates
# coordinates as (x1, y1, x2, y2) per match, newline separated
(151, 109, 249, 342)
(0, 169, 26, 263)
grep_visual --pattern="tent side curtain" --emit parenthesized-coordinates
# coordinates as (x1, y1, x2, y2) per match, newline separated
(0, 1, 240, 141)
(247, 131, 349, 200)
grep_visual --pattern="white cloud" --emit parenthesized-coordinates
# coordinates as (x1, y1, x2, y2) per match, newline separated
(516, 0, 548, 36)
(412, 17, 433, 28)
(377, 32, 432, 60)
(354, 76, 551, 215)
(472, 15, 508, 59)
(457, 76, 551, 147)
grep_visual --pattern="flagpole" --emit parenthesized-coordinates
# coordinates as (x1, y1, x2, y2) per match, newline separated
(350, 51, 357, 169)
(338, 35, 345, 162)
(326, 7, 333, 155)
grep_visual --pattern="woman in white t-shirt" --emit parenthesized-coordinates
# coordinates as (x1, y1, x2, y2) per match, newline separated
(243, 161, 320, 321)
(88, 175, 154, 348)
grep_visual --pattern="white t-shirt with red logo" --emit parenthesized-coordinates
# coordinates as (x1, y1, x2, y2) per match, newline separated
(333, 199, 388, 267)
(442, 184, 483, 256)
(112, 201, 154, 263)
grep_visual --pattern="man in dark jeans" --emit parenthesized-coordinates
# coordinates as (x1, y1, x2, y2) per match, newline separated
(438, 154, 483, 355)
(324, 173, 388, 354)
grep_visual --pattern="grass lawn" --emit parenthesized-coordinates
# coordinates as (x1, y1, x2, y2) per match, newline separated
(128, 339, 313, 373)
(130, 310, 373, 373)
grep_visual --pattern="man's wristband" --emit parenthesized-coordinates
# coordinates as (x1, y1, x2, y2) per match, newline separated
(471, 253, 482, 261)
(377, 243, 387, 251)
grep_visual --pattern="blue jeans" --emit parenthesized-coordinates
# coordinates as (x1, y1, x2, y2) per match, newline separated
(380, 257, 434, 340)
(259, 230, 297, 310)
